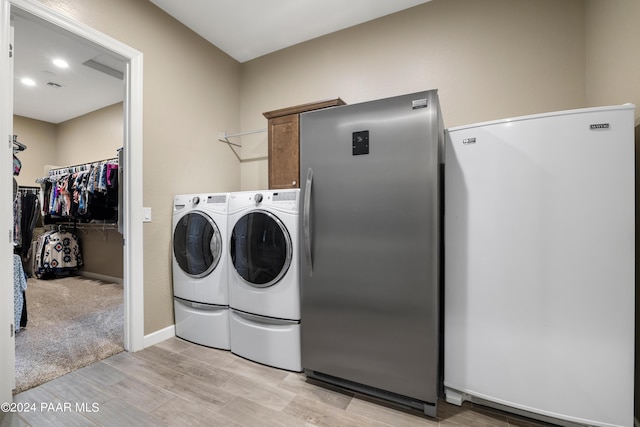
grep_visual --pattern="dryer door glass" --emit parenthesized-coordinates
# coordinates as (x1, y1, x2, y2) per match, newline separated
(173, 211, 222, 278)
(231, 211, 292, 287)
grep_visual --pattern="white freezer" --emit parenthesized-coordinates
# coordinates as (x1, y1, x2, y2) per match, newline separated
(444, 104, 635, 427)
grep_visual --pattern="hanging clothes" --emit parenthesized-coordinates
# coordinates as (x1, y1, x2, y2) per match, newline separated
(13, 154, 22, 176)
(13, 192, 22, 248)
(33, 229, 83, 279)
(13, 255, 27, 332)
(13, 188, 41, 258)
(19, 191, 41, 259)
(38, 158, 119, 224)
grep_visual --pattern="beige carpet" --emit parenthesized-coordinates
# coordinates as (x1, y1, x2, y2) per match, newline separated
(14, 276, 124, 394)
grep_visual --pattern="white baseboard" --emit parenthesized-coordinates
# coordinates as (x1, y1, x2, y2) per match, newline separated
(78, 271, 123, 284)
(143, 325, 175, 349)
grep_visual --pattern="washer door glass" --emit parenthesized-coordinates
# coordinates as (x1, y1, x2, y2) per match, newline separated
(173, 211, 222, 278)
(231, 211, 292, 287)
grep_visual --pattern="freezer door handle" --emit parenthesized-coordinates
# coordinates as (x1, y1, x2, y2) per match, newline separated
(303, 167, 313, 277)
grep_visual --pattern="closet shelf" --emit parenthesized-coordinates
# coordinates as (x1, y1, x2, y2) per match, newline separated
(46, 222, 118, 231)
(218, 128, 267, 163)
(46, 222, 119, 240)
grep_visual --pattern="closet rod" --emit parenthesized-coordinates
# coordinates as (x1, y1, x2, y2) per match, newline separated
(48, 156, 118, 176)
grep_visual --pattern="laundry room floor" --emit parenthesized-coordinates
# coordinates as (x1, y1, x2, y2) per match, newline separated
(7, 337, 556, 426)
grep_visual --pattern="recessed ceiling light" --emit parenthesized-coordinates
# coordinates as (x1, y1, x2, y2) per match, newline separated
(52, 58, 69, 68)
(21, 78, 36, 86)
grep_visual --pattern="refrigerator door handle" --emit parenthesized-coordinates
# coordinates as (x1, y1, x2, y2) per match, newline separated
(303, 167, 313, 277)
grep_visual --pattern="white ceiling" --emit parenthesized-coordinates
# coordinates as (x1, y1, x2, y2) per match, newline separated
(13, 0, 430, 124)
(12, 12, 124, 123)
(149, 0, 431, 63)
(12, 12, 126, 124)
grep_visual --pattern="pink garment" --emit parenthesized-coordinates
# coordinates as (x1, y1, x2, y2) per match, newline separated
(106, 164, 118, 186)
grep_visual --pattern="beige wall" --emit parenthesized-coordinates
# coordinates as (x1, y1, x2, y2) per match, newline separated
(239, 0, 587, 190)
(12, 115, 56, 187)
(56, 103, 123, 165)
(586, 0, 640, 124)
(34, 0, 242, 334)
(14, 104, 122, 183)
(79, 228, 123, 280)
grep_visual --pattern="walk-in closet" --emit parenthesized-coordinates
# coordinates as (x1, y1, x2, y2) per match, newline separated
(11, 10, 126, 393)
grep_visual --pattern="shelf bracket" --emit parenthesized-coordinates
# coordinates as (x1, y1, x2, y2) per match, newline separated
(218, 128, 267, 162)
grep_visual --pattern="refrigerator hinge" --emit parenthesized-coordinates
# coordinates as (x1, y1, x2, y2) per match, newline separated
(8, 42, 12, 58)
(10, 324, 14, 337)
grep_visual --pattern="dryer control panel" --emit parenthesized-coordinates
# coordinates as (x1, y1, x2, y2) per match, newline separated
(229, 190, 300, 213)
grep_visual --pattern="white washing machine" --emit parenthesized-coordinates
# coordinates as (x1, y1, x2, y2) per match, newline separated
(172, 193, 230, 349)
(227, 189, 301, 371)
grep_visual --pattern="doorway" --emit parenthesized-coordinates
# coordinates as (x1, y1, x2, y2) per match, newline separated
(1, 0, 144, 402)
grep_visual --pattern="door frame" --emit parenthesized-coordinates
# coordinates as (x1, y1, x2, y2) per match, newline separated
(0, 0, 144, 401)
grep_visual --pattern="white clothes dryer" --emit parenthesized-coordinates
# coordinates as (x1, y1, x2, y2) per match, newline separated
(227, 189, 301, 371)
(172, 193, 230, 349)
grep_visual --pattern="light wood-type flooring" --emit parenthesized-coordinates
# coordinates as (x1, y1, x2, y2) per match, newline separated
(4, 337, 557, 426)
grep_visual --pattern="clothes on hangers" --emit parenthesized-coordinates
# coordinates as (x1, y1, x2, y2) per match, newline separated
(13, 135, 25, 180)
(13, 188, 41, 258)
(13, 155, 22, 176)
(13, 193, 22, 248)
(33, 229, 83, 279)
(38, 159, 119, 223)
(13, 254, 27, 332)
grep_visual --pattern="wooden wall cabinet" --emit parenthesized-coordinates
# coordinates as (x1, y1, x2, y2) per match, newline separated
(264, 98, 345, 189)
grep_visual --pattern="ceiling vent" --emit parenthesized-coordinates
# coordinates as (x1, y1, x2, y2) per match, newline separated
(82, 56, 124, 80)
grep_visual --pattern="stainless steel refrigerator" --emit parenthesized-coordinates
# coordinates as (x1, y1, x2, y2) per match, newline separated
(299, 90, 443, 417)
